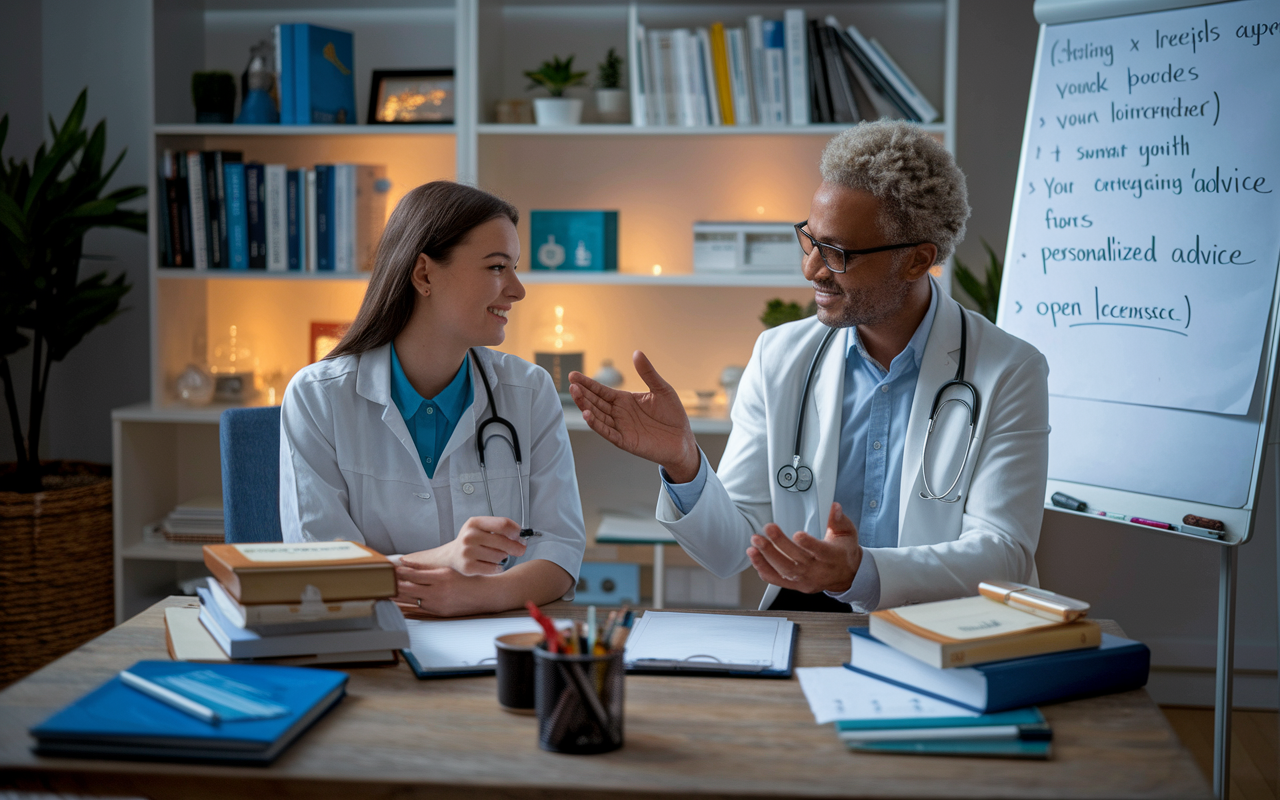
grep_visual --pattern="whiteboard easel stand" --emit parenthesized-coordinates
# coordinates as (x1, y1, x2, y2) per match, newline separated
(1215, 540, 1236, 800)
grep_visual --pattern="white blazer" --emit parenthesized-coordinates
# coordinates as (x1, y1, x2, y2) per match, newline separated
(656, 289, 1050, 610)
(279, 344, 586, 585)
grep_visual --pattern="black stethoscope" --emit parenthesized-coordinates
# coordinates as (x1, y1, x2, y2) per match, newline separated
(469, 349, 537, 538)
(776, 307, 981, 503)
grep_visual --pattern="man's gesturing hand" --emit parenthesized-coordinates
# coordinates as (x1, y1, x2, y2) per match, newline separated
(747, 502, 863, 595)
(568, 350, 701, 483)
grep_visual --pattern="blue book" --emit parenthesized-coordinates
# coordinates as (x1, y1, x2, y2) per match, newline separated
(30, 660, 346, 764)
(294, 24, 356, 124)
(277, 24, 296, 124)
(846, 628, 1150, 714)
(836, 707, 1050, 742)
(530, 210, 618, 271)
(286, 169, 303, 270)
(315, 165, 335, 271)
(223, 162, 248, 270)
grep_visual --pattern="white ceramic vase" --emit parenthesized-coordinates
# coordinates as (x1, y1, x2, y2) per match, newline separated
(594, 88, 629, 122)
(534, 97, 583, 126)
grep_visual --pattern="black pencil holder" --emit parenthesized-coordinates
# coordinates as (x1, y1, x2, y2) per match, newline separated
(533, 646, 624, 754)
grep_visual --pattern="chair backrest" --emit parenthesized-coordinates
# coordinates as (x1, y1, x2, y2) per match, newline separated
(219, 406, 284, 543)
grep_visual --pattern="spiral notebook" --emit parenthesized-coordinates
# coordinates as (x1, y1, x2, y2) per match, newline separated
(622, 612, 797, 678)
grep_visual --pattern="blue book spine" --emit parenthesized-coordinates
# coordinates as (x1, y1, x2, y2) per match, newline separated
(278, 24, 295, 124)
(315, 165, 335, 271)
(286, 169, 301, 270)
(297, 24, 356, 124)
(246, 164, 267, 269)
(224, 163, 248, 270)
(294, 24, 310, 125)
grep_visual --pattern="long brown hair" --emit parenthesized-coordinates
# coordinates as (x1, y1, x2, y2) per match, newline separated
(325, 181, 519, 359)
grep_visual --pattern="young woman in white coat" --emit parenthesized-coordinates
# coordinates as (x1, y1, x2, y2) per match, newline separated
(279, 181, 585, 617)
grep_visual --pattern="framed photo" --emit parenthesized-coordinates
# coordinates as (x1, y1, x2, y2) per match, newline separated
(367, 69, 455, 124)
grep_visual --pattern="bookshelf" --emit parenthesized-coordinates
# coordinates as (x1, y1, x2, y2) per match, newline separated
(114, 0, 957, 621)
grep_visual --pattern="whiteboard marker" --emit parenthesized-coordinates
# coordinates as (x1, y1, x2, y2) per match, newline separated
(1094, 510, 1127, 521)
(1130, 517, 1174, 530)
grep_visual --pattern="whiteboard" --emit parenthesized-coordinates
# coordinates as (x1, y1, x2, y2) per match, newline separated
(997, 0, 1280, 544)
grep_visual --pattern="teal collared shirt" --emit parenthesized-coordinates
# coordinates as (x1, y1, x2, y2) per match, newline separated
(389, 346, 474, 479)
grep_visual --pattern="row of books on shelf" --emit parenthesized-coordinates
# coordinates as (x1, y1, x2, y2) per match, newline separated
(632, 12, 937, 128)
(157, 149, 388, 273)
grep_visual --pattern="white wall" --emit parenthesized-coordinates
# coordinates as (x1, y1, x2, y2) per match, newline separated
(39, 0, 153, 465)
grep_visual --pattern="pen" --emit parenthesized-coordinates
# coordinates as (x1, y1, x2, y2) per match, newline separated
(586, 606, 597, 652)
(1050, 492, 1087, 512)
(1094, 510, 1127, 520)
(119, 670, 219, 725)
(1130, 517, 1174, 530)
(519, 528, 542, 539)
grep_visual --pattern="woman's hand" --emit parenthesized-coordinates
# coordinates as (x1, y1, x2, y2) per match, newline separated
(400, 516, 527, 576)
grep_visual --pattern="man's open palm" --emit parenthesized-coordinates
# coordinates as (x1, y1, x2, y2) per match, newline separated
(568, 351, 701, 482)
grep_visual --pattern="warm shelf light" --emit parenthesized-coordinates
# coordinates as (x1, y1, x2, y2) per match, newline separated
(652, 264, 662, 275)
(756, 206, 765, 215)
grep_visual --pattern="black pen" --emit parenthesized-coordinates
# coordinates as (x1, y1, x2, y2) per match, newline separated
(519, 528, 542, 539)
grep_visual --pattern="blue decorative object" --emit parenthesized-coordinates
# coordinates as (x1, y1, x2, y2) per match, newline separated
(572, 562, 640, 605)
(530, 210, 618, 271)
(236, 89, 279, 124)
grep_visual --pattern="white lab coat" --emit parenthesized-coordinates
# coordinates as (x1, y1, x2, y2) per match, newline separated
(656, 288, 1051, 610)
(279, 344, 586, 586)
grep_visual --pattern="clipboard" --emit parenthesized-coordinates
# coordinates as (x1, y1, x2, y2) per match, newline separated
(623, 615, 799, 679)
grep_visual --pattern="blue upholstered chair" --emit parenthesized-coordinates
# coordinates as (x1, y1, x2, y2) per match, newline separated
(220, 406, 284, 543)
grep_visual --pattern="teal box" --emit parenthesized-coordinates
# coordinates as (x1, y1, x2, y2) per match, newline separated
(530, 210, 618, 271)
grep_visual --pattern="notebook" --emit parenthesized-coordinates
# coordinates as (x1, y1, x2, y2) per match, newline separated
(622, 612, 797, 677)
(29, 660, 347, 764)
(402, 616, 572, 678)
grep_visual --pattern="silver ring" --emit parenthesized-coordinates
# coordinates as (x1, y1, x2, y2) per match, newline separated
(416, 597, 422, 608)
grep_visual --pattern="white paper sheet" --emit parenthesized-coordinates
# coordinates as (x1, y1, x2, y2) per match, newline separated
(999, 0, 1280, 415)
(623, 612, 792, 671)
(404, 617, 570, 672)
(796, 667, 979, 725)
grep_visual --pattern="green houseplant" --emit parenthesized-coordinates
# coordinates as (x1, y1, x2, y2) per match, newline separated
(0, 89, 145, 685)
(525, 55, 589, 126)
(594, 48, 628, 123)
(952, 239, 1004, 323)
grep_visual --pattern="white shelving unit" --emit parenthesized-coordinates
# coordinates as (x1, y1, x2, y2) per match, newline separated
(114, 0, 958, 621)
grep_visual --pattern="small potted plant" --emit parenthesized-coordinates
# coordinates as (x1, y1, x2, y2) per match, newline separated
(595, 47, 627, 123)
(524, 55, 588, 126)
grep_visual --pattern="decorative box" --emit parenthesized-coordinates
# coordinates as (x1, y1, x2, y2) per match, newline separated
(531, 210, 618, 271)
(693, 221, 802, 273)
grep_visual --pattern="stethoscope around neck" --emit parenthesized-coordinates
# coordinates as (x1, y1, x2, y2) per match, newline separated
(776, 307, 981, 503)
(469, 348, 536, 537)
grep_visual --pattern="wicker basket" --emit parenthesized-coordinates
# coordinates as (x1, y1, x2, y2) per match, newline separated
(0, 461, 114, 688)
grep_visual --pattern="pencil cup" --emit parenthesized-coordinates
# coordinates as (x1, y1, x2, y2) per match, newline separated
(533, 647, 624, 754)
(495, 631, 543, 714)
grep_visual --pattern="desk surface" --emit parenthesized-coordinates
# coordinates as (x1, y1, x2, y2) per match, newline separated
(0, 598, 1210, 800)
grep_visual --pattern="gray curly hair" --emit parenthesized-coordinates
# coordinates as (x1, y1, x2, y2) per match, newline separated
(819, 120, 970, 265)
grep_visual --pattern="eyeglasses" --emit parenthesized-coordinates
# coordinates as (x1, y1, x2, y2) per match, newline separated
(793, 221, 927, 274)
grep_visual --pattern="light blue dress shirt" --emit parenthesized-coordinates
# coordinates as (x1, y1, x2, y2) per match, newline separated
(389, 346, 474, 480)
(663, 285, 939, 611)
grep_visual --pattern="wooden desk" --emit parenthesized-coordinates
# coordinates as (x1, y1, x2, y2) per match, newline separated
(0, 598, 1210, 800)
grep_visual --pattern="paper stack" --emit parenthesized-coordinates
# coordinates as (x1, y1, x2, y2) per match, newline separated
(160, 495, 225, 544)
(171, 541, 408, 665)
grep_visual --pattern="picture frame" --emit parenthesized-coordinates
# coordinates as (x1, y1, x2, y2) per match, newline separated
(367, 69, 455, 124)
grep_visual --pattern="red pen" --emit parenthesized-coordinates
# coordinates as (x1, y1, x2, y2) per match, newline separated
(525, 601, 564, 653)
(1130, 517, 1174, 530)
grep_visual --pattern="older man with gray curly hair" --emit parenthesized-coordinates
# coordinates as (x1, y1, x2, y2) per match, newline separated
(570, 120, 1050, 613)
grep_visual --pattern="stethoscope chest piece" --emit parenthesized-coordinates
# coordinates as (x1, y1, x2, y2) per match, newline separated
(777, 459, 813, 493)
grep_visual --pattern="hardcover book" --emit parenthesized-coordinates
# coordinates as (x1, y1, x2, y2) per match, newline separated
(294, 24, 357, 125)
(870, 594, 1100, 669)
(201, 541, 395, 604)
(847, 628, 1150, 714)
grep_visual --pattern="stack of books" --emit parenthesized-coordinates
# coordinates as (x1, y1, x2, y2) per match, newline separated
(632, 11, 936, 128)
(157, 149, 387, 274)
(172, 541, 409, 665)
(273, 23, 357, 125)
(160, 495, 225, 544)
(846, 583, 1150, 715)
